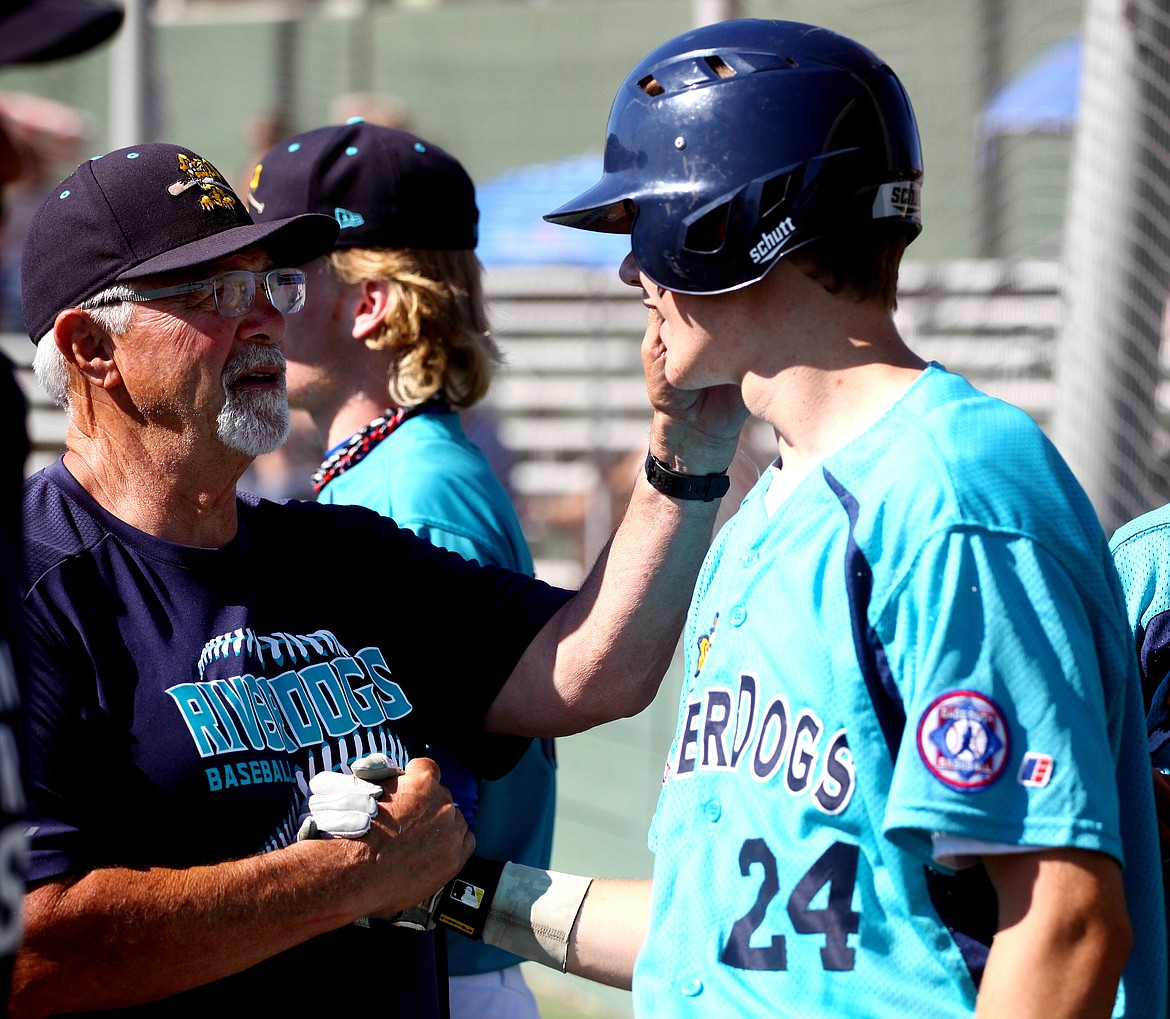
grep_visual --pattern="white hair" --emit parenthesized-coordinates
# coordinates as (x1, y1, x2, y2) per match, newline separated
(217, 344, 291, 456)
(32, 285, 138, 410)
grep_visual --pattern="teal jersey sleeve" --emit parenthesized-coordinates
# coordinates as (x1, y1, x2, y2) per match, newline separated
(881, 529, 1123, 860)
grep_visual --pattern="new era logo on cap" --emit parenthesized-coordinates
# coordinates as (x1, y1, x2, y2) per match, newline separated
(335, 208, 366, 230)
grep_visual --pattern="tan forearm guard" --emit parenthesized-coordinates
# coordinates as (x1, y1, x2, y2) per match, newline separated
(481, 862, 593, 972)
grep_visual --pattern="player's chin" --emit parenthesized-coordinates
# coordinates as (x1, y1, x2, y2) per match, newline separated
(667, 357, 729, 393)
(662, 356, 696, 390)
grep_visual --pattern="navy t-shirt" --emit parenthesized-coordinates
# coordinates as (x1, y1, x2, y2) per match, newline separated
(0, 355, 28, 1009)
(20, 459, 572, 1017)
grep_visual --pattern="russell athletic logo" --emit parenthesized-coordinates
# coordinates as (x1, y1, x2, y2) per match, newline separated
(1018, 752, 1055, 788)
(748, 216, 796, 265)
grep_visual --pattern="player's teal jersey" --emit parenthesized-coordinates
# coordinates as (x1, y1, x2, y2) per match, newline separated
(634, 364, 1165, 1018)
(318, 411, 533, 576)
(318, 409, 554, 979)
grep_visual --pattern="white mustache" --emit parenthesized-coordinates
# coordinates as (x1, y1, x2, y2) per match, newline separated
(222, 345, 287, 389)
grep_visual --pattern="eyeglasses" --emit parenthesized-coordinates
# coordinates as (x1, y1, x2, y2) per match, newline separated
(127, 268, 308, 317)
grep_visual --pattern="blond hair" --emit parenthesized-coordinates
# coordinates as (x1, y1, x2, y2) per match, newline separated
(326, 247, 500, 409)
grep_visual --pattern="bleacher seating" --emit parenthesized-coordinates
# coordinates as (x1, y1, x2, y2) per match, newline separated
(2, 258, 1064, 583)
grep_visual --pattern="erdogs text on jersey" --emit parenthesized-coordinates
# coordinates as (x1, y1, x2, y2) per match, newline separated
(671, 671, 855, 815)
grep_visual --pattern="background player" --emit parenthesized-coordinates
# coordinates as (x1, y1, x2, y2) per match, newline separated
(308, 18, 1166, 1018)
(248, 120, 556, 1019)
(1106, 477, 1170, 972)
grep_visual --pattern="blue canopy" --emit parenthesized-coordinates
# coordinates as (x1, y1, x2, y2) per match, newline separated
(978, 36, 1082, 166)
(476, 154, 630, 270)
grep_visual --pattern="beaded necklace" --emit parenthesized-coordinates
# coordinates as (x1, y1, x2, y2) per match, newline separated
(311, 398, 447, 494)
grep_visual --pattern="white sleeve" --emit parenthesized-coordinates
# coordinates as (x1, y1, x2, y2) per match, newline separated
(932, 832, 1042, 870)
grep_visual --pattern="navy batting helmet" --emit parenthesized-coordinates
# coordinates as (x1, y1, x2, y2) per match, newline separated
(544, 19, 923, 295)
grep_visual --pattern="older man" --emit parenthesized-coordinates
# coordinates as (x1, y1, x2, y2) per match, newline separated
(11, 142, 746, 1017)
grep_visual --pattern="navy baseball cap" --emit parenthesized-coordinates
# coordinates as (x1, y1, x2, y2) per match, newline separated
(249, 120, 478, 251)
(0, 0, 123, 65)
(20, 142, 340, 342)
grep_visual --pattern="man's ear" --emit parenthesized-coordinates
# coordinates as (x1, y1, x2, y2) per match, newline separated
(53, 308, 121, 391)
(352, 280, 391, 344)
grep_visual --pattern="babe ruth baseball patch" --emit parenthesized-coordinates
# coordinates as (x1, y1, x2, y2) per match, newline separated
(916, 691, 1010, 792)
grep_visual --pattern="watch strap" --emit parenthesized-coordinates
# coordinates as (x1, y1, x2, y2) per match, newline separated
(643, 450, 731, 502)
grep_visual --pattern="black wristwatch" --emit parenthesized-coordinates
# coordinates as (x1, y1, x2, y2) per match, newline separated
(644, 450, 731, 502)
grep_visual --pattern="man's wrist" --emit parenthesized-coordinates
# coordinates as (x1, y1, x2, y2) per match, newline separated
(643, 450, 730, 501)
(648, 414, 738, 477)
(410, 858, 593, 973)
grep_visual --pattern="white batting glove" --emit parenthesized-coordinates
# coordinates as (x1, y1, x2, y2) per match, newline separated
(293, 755, 427, 931)
(297, 770, 382, 839)
(296, 755, 405, 840)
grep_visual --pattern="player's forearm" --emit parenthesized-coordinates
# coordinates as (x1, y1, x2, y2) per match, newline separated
(12, 840, 387, 1016)
(487, 309, 746, 735)
(977, 929, 1127, 1019)
(488, 470, 726, 735)
(976, 850, 1131, 1019)
(431, 860, 648, 991)
(565, 878, 651, 990)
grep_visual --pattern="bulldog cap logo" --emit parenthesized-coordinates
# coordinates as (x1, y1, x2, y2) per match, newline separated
(168, 153, 238, 211)
(20, 142, 338, 343)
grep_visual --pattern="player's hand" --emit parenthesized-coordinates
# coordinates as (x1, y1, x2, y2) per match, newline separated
(642, 308, 748, 474)
(296, 754, 404, 839)
(333, 757, 475, 918)
(298, 771, 383, 839)
(351, 752, 403, 783)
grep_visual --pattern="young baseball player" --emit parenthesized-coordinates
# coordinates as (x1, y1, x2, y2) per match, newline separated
(307, 18, 1166, 1018)
(246, 121, 556, 1019)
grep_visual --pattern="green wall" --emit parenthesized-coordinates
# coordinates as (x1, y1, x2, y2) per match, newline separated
(2, 0, 1084, 260)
